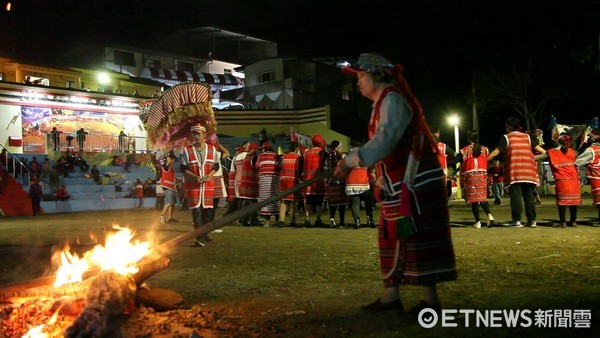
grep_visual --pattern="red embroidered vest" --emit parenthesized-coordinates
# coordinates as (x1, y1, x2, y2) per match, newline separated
(239, 153, 259, 199)
(184, 144, 215, 208)
(256, 151, 280, 176)
(303, 147, 326, 195)
(280, 152, 302, 180)
(504, 132, 539, 185)
(460, 145, 489, 174)
(547, 148, 578, 180)
(367, 87, 442, 200)
(160, 165, 176, 191)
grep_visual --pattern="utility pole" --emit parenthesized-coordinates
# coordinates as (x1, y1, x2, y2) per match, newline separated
(472, 67, 479, 131)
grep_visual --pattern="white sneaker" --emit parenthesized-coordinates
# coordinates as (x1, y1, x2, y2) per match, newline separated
(212, 229, 223, 233)
(527, 221, 537, 228)
(473, 221, 481, 229)
(487, 215, 495, 227)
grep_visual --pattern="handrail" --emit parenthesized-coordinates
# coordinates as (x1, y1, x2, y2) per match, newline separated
(0, 143, 33, 188)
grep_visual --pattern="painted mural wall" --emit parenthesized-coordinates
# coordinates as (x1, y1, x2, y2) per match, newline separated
(20, 106, 139, 154)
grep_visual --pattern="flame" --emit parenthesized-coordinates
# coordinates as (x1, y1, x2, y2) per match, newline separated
(53, 225, 150, 287)
(22, 306, 62, 337)
(22, 325, 45, 337)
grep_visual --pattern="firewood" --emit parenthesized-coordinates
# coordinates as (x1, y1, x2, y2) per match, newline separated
(63, 254, 171, 337)
(64, 271, 137, 337)
(135, 285, 184, 311)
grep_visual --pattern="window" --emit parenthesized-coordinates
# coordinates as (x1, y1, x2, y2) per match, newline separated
(258, 71, 275, 84)
(177, 61, 195, 73)
(144, 59, 161, 69)
(114, 50, 136, 67)
(66, 80, 75, 89)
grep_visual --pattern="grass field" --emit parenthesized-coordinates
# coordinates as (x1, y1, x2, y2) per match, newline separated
(0, 196, 598, 337)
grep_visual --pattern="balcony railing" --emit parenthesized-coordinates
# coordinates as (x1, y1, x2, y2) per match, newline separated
(46, 133, 148, 153)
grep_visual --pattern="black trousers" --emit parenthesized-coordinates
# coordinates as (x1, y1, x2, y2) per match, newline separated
(192, 207, 212, 241)
(508, 183, 537, 223)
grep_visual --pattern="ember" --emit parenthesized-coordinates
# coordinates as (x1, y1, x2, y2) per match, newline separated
(0, 225, 155, 337)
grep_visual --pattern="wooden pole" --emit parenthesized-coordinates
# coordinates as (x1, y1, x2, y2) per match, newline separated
(0, 169, 333, 296)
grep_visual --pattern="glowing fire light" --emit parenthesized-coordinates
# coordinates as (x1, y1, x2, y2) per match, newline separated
(53, 226, 150, 287)
(19, 226, 150, 337)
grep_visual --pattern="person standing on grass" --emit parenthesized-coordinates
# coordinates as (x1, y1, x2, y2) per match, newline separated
(302, 134, 328, 227)
(430, 126, 457, 202)
(345, 140, 376, 229)
(160, 155, 178, 224)
(334, 52, 457, 315)
(181, 124, 218, 247)
(488, 116, 546, 228)
(575, 128, 600, 226)
(535, 133, 581, 228)
(206, 141, 229, 234)
(238, 143, 262, 226)
(326, 140, 348, 228)
(29, 177, 43, 216)
(279, 142, 303, 227)
(488, 159, 504, 205)
(254, 141, 282, 227)
(454, 129, 495, 228)
(226, 141, 249, 218)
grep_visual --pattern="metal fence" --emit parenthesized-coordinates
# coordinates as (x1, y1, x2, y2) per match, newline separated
(46, 133, 148, 153)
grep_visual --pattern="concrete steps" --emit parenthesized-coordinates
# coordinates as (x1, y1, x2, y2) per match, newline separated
(32, 163, 160, 214)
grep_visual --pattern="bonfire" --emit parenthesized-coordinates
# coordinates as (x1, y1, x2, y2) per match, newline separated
(0, 226, 181, 337)
(0, 169, 332, 337)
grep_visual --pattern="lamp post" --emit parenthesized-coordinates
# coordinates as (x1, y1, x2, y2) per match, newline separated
(448, 115, 462, 199)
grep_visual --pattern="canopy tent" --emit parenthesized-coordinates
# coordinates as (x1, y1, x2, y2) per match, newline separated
(141, 82, 218, 150)
(140, 68, 244, 91)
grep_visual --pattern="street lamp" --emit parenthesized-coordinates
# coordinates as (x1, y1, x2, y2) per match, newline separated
(448, 115, 462, 199)
(448, 115, 460, 152)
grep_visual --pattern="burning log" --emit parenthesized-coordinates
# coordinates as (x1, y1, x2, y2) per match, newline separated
(0, 254, 171, 337)
(64, 271, 136, 337)
(64, 253, 171, 337)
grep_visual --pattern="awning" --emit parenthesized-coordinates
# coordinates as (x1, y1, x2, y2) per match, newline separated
(140, 68, 244, 88)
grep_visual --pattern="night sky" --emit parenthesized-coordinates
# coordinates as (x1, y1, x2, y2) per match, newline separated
(3, 0, 600, 147)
